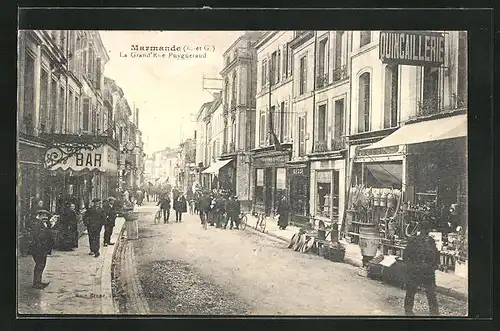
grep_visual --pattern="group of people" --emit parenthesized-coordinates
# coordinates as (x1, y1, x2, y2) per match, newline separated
(24, 196, 120, 290)
(156, 188, 189, 223)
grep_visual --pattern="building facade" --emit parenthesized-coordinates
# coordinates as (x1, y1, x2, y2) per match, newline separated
(216, 31, 262, 200)
(345, 30, 467, 236)
(17, 30, 118, 251)
(252, 31, 295, 215)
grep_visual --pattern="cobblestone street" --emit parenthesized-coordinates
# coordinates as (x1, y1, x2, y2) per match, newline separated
(121, 203, 467, 316)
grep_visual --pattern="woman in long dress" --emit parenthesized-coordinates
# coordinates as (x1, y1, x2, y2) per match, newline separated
(58, 203, 78, 251)
(277, 195, 290, 230)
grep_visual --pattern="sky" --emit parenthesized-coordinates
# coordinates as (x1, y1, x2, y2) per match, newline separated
(99, 30, 244, 156)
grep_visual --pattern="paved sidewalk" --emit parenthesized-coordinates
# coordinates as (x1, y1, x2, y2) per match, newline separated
(17, 217, 125, 315)
(245, 215, 468, 301)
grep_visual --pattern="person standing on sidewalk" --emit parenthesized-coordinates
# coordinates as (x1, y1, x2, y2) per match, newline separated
(225, 196, 241, 230)
(83, 198, 106, 258)
(174, 194, 187, 222)
(276, 195, 290, 230)
(403, 220, 440, 316)
(58, 202, 78, 251)
(157, 193, 171, 223)
(103, 197, 118, 247)
(26, 210, 55, 289)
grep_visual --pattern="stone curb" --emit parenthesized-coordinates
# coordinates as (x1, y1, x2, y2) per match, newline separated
(100, 217, 126, 314)
(245, 223, 468, 302)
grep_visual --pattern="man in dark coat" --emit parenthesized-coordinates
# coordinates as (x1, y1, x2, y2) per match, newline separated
(26, 209, 54, 289)
(157, 193, 171, 223)
(83, 198, 106, 257)
(213, 194, 226, 229)
(225, 196, 241, 230)
(58, 202, 79, 250)
(198, 191, 211, 225)
(103, 197, 118, 247)
(403, 220, 440, 316)
(276, 195, 290, 230)
(173, 194, 187, 222)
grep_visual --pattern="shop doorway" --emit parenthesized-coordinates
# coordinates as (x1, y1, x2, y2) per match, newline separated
(264, 168, 273, 215)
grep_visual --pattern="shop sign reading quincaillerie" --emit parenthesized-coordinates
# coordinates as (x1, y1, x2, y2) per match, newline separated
(45, 145, 118, 172)
(379, 31, 445, 67)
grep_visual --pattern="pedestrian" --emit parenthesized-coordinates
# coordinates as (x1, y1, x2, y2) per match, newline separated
(187, 188, 195, 215)
(29, 199, 46, 218)
(103, 197, 118, 247)
(157, 193, 171, 223)
(403, 220, 440, 316)
(198, 191, 210, 225)
(174, 194, 187, 222)
(214, 193, 226, 229)
(58, 202, 78, 251)
(225, 196, 241, 230)
(172, 187, 180, 201)
(276, 195, 290, 230)
(83, 198, 106, 258)
(26, 209, 54, 289)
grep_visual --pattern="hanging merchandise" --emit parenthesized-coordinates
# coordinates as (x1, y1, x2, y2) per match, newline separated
(380, 191, 387, 207)
(373, 189, 381, 206)
(387, 191, 395, 208)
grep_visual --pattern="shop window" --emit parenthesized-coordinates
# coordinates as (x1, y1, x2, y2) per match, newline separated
(39, 69, 49, 134)
(23, 52, 35, 134)
(316, 171, 332, 219)
(290, 172, 309, 216)
(384, 65, 399, 128)
(358, 72, 371, 133)
(255, 168, 264, 204)
(360, 31, 371, 47)
(299, 55, 307, 95)
(364, 162, 403, 190)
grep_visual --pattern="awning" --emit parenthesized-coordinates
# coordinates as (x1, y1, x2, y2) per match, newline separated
(201, 159, 232, 174)
(363, 114, 467, 150)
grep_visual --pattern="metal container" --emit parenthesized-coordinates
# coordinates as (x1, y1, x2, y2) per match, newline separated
(359, 225, 379, 257)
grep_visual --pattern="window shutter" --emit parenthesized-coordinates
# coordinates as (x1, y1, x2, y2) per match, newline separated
(287, 43, 292, 77)
(96, 58, 102, 89)
(282, 44, 287, 79)
(285, 100, 290, 139)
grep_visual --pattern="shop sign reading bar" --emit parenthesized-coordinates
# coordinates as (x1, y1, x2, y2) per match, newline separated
(379, 31, 445, 66)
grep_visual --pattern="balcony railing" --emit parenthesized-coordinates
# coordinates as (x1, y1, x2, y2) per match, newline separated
(415, 92, 467, 119)
(316, 72, 329, 89)
(331, 136, 346, 151)
(332, 65, 348, 82)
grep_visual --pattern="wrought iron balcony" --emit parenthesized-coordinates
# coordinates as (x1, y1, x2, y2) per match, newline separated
(415, 92, 467, 119)
(331, 136, 346, 151)
(316, 72, 329, 89)
(332, 65, 348, 82)
(314, 140, 328, 153)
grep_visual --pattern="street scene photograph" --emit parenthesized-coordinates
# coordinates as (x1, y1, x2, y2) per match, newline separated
(17, 30, 468, 316)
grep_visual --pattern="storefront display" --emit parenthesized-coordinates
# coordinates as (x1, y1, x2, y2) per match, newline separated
(287, 163, 310, 223)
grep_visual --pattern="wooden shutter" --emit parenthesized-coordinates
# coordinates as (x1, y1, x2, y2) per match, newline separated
(282, 44, 287, 80)
(96, 58, 102, 89)
(287, 43, 292, 77)
(284, 100, 290, 140)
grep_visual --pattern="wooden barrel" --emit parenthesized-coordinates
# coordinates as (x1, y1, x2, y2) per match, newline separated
(358, 225, 379, 257)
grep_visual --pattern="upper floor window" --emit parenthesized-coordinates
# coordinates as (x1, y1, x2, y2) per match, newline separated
(261, 59, 268, 89)
(358, 72, 371, 133)
(360, 31, 371, 47)
(333, 98, 345, 149)
(317, 104, 327, 143)
(82, 98, 90, 132)
(317, 38, 328, 88)
(276, 49, 281, 83)
(259, 111, 266, 146)
(298, 115, 306, 156)
(231, 72, 237, 103)
(284, 42, 293, 78)
(270, 51, 277, 86)
(224, 77, 229, 104)
(58, 86, 65, 133)
(39, 69, 49, 133)
(420, 66, 440, 116)
(50, 78, 58, 133)
(384, 65, 399, 128)
(299, 55, 307, 95)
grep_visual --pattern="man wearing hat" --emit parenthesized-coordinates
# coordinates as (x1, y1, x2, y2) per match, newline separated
(83, 198, 106, 257)
(26, 209, 55, 289)
(225, 196, 241, 230)
(103, 197, 118, 247)
(403, 220, 440, 316)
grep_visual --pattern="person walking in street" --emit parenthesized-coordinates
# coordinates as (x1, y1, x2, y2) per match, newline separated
(83, 198, 106, 258)
(198, 191, 210, 225)
(172, 187, 180, 201)
(26, 209, 55, 289)
(403, 220, 440, 316)
(214, 193, 226, 229)
(225, 196, 241, 230)
(187, 188, 195, 215)
(157, 193, 171, 223)
(276, 195, 290, 230)
(58, 202, 78, 251)
(103, 197, 118, 247)
(173, 194, 187, 222)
